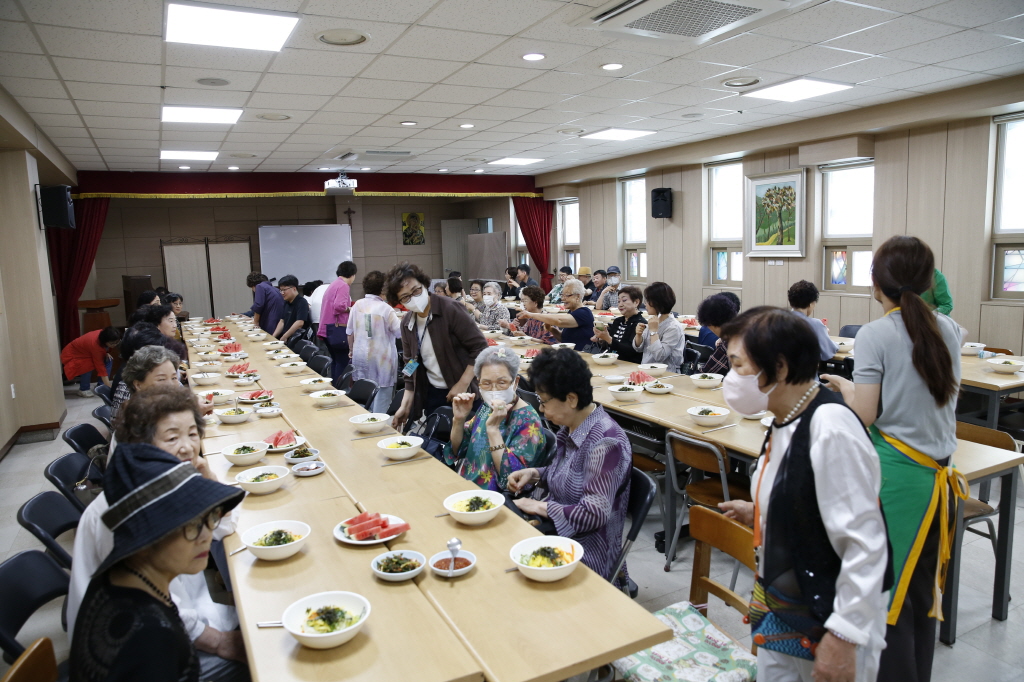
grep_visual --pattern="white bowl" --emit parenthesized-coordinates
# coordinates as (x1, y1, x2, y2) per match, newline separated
(509, 336, 531, 346)
(592, 353, 618, 365)
(203, 389, 234, 405)
(442, 490, 504, 526)
(519, 357, 534, 367)
(691, 372, 724, 388)
(962, 342, 986, 356)
(429, 549, 477, 578)
(300, 377, 332, 392)
(221, 441, 269, 466)
(988, 357, 1024, 374)
(280, 361, 307, 375)
(292, 461, 326, 477)
(376, 435, 424, 460)
(371, 550, 426, 582)
(246, 332, 267, 341)
(743, 410, 768, 419)
(192, 344, 216, 351)
(192, 361, 221, 368)
(607, 385, 643, 401)
(263, 340, 284, 347)
(509, 536, 584, 583)
(235, 465, 290, 494)
(256, 407, 283, 419)
(284, 447, 320, 464)
(644, 381, 673, 394)
(835, 339, 855, 351)
(638, 363, 667, 377)
(687, 405, 730, 427)
(282, 591, 370, 650)
(350, 413, 391, 434)
(241, 520, 310, 561)
(503, 296, 517, 301)
(551, 343, 575, 350)
(233, 378, 255, 387)
(543, 306, 561, 313)
(310, 389, 344, 406)
(216, 338, 237, 345)
(482, 329, 503, 339)
(605, 374, 625, 383)
(214, 407, 254, 425)
(192, 372, 221, 386)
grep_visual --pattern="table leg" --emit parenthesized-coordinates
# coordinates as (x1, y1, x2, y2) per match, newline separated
(979, 393, 1002, 502)
(940, 499, 966, 645)
(993, 470, 1018, 621)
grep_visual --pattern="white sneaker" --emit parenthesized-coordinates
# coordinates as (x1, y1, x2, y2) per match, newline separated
(78, 389, 94, 398)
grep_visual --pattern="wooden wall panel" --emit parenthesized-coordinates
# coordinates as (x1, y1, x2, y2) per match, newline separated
(873, 131, 910, 242)
(679, 165, 703, 314)
(906, 125, 948, 262)
(840, 296, 870, 333)
(603, 178, 618, 271)
(979, 304, 1024, 355)
(645, 171, 666, 287)
(815, 295, 843, 335)
(742, 154, 766, 309)
(578, 183, 594, 272)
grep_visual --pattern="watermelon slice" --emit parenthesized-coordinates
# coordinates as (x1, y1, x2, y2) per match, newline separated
(263, 430, 282, 445)
(275, 430, 296, 447)
(340, 511, 379, 528)
(525, 348, 541, 358)
(377, 523, 409, 540)
(347, 524, 382, 541)
(346, 517, 384, 537)
(486, 338, 498, 346)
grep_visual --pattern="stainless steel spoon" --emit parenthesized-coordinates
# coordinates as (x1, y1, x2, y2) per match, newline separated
(446, 537, 461, 578)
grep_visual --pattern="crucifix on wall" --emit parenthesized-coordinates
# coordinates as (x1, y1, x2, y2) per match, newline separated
(343, 207, 356, 224)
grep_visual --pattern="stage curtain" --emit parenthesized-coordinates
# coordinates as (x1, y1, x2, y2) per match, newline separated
(512, 196, 555, 291)
(47, 197, 109, 347)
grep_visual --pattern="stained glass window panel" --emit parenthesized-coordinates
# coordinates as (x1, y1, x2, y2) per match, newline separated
(731, 252, 743, 282)
(629, 251, 639, 278)
(639, 251, 647, 278)
(831, 251, 847, 285)
(716, 251, 728, 280)
(1003, 249, 1024, 291)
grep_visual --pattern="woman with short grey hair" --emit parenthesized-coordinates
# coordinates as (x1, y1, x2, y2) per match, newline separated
(442, 346, 545, 491)
(111, 346, 182, 420)
(516, 279, 595, 351)
(478, 281, 511, 333)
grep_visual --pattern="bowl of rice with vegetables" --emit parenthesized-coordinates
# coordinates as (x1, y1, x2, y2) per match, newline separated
(509, 536, 584, 582)
(443, 490, 504, 526)
(241, 520, 310, 560)
(282, 591, 370, 649)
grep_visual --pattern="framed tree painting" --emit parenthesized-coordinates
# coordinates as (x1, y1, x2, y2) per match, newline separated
(744, 169, 805, 258)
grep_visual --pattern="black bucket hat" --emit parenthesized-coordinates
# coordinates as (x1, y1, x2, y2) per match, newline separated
(95, 442, 244, 575)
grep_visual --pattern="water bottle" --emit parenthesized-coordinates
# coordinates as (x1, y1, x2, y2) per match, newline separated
(978, 350, 997, 359)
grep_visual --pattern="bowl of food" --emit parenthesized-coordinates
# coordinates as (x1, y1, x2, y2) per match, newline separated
(551, 343, 575, 350)
(376, 435, 424, 460)
(216, 338, 237, 345)
(263, 340, 284, 347)
(509, 336, 531, 346)
(482, 329, 504, 339)
(233, 378, 255, 387)
(962, 342, 986, 356)
(280, 361, 307, 375)
(644, 381, 673, 394)
(300, 377, 332, 392)
(442, 490, 504, 526)
(350, 413, 391, 434)
(274, 353, 300, 362)
(743, 410, 768, 419)
(520, 357, 534, 368)
(256, 406, 283, 419)
(637, 363, 667, 377)
(988, 357, 1024, 374)
(607, 385, 642, 402)
(605, 375, 625, 383)
(192, 372, 221, 386)
(510, 536, 584, 583)
(691, 373, 724, 389)
(235, 465, 289, 495)
(242, 520, 310, 561)
(203, 389, 234, 405)
(687, 406, 730, 427)
(835, 339, 855, 352)
(429, 549, 477, 578)
(292, 461, 326, 477)
(592, 352, 618, 366)
(214, 406, 253, 425)
(192, 344, 216, 351)
(284, 446, 319, 464)
(310, 389, 343, 407)
(503, 295, 517, 301)
(371, 550, 426, 582)
(221, 441, 269, 466)
(246, 332, 267, 341)
(282, 591, 370, 649)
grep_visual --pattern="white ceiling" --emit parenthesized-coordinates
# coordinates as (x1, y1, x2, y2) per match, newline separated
(0, 0, 1022, 176)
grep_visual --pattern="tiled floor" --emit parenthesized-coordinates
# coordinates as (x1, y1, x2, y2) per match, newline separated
(3, 390, 1024, 680)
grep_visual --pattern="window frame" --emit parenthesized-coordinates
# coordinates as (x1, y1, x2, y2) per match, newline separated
(823, 245, 873, 294)
(619, 176, 646, 282)
(564, 249, 581, 273)
(706, 161, 744, 286)
(821, 162, 875, 240)
(993, 243, 1024, 300)
(514, 216, 530, 270)
(710, 246, 743, 286)
(560, 200, 580, 246)
(994, 114, 1024, 235)
(625, 247, 648, 282)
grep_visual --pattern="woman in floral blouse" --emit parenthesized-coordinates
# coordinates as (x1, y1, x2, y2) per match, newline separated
(477, 281, 511, 333)
(443, 347, 545, 491)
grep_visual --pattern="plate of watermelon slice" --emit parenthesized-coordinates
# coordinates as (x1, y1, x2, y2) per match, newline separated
(237, 389, 273, 404)
(263, 428, 306, 453)
(334, 512, 410, 545)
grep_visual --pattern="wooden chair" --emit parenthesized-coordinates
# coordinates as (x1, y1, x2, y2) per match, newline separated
(955, 422, 1015, 555)
(0, 638, 59, 682)
(985, 347, 1014, 356)
(688, 504, 756, 619)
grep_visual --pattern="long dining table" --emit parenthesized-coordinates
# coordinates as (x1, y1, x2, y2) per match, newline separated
(183, 320, 672, 682)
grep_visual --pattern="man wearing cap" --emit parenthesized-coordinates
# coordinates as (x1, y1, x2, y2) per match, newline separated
(578, 267, 595, 296)
(596, 266, 623, 311)
(546, 266, 574, 304)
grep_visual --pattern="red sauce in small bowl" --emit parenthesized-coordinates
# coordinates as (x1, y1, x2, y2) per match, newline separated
(433, 557, 472, 570)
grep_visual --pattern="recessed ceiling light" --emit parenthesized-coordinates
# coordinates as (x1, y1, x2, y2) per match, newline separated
(230, 153, 257, 158)
(228, 166, 239, 170)
(196, 77, 230, 87)
(400, 121, 417, 126)
(318, 167, 330, 170)
(722, 76, 761, 88)
(438, 168, 449, 172)
(522, 53, 545, 61)
(741, 76, 852, 102)
(162, 106, 242, 124)
(316, 28, 368, 46)
(488, 158, 544, 165)
(165, 2, 299, 52)
(558, 128, 585, 136)
(178, 166, 191, 169)
(256, 113, 291, 121)
(161, 150, 218, 160)
(580, 128, 656, 141)
(459, 123, 475, 129)
(360, 167, 371, 170)
(601, 63, 624, 71)
(474, 169, 484, 173)
(681, 113, 704, 119)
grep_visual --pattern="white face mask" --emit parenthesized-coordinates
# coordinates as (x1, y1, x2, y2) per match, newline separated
(404, 289, 430, 313)
(608, 276, 620, 286)
(483, 381, 517, 408)
(722, 370, 776, 416)
(483, 295, 495, 306)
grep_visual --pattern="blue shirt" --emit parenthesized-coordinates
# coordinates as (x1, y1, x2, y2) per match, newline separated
(251, 281, 284, 334)
(696, 326, 719, 347)
(561, 306, 594, 351)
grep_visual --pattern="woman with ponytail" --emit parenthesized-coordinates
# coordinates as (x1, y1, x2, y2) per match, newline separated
(822, 236, 964, 682)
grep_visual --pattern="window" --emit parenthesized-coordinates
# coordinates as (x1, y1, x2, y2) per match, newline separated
(515, 217, 529, 268)
(994, 245, 1024, 299)
(709, 163, 743, 241)
(995, 117, 1024, 234)
(621, 177, 646, 243)
(824, 246, 873, 294)
(561, 201, 579, 245)
(711, 247, 743, 286)
(821, 163, 874, 294)
(565, 250, 581, 273)
(626, 248, 647, 280)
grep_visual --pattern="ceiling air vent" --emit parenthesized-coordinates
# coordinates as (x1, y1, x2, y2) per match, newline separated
(329, 149, 415, 161)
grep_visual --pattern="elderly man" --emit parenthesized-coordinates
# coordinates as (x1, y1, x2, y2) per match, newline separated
(596, 266, 623, 310)
(246, 272, 284, 334)
(578, 267, 594, 296)
(587, 269, 608, 304)
(546, 266, 574, 304)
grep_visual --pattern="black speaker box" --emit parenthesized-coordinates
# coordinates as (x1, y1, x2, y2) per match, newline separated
(651, 187, 672, 219)
(40, 185, 75, 229)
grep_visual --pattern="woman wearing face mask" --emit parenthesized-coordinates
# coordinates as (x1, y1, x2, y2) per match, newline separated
(718, 307, 890, 682)
(477, 281, 511, 333)
(632, 281, 685, 369)
(443, 347, 545, 491)
(592, 286, 646, 364)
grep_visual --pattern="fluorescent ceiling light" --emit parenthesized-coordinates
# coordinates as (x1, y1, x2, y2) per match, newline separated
(165, 2, 299, 52)
(360, 167, 370, 170)
(400, 121, 417, 126)
(228, 166, 239, 170)
(162, 106, 242, 124)
(522, 53, 545, 61)
(161, 150, 219, 160)
(580, 128, 656, 141)
(488, 158, 543, 165)
(459, 123, 475, 129)
(438, 168, 449, 172)
(741, 77, 851, 102)
(474, 169, 484, 173)
(601, 63, 623, 70)
(178, 166, 191, 169)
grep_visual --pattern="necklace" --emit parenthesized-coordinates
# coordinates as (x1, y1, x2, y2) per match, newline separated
(125, 565, 177, 612)
(781, 383, 819, 424)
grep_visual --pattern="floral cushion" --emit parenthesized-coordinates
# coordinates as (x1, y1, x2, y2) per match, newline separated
(613, 601, 757, 682)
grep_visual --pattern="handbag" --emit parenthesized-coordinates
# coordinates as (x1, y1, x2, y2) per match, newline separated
(747, 577, 825, 661)
(73, 442, 109, 507)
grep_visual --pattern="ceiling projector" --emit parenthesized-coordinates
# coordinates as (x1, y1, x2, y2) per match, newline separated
(325, 174, 357, 196)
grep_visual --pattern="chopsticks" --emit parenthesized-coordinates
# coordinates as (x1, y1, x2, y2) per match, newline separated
(351, 431, 396, 441)
(380, 456, 432, 467)
(701, 424, 737, 434)
(256, 621, 283, 628)
(434, 512, 450, 518)
(316, 403, 356, 411)
(229, 546, 247, 556)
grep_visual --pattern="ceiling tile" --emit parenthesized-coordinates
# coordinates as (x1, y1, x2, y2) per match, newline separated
(754, 1, 897, 43)
(476, 38, 595, 71)
(82, 115, 158, 130)
(258, 73, 350, 96)
(339, 78, 432, 100)
(865, 64, 971, 88)
(385, 26, 506, 62)
(978, 15, 1024, 40)
(91, 128, 158, 140)
(465, 131, 522, 142)
(458, 104, 542, 121)
(510, 109, 577, 124)
(220, 142, 281, 151)
(0, 53, 57, 79)
(813, 56, 919, 82)
(225, 132, 290, 143)
(269, 49, 376, 77)
(583, 78, 679, 100)
(824, 15, 961, 53)
(21, 0, 161, 34)
(805, 83, 894, 103)
(750, 46, 868, 76)
(549, 113, 645, 128)
(602, 36, 700, 59)
(484, 89, 568, 108)
(66, 82, 161, 104)
(286, 134, 355, 145)
(0, 76, 67, 98)
(165, 43, 273, 72)
(443, 64, 540, 88)
(390, 101, 473, 117)
(905, 72, 999, 92)
(307, 111, 383, 126)
(283, 15, 407, 54)
(415, 84, 506, 105)
(230, 121, 301, 134)
(915, 0, 1024, 28)
(686, 33, 809, 68)
(239, 109, 312, 125)
(52, 57, 160, 87)
(76, 100, 159, 117)
(937, 42, 1024, 70)
(0, 20, 43, 53)
(625, 58, 737, 86)
(548, 95, 632, 113)
(0, 4, 22, 20)
(517, 70, 616, 94)
(985, 63, 1024, 76)
(645, 85, 737, 107)
(349, 125, 420, 139)
(322, 97, 402, 114)
(18, 96, 76, 115)
(487, 121, 553, 134)
(43, 126, 91, 138)
(746, 100, 860, 116)
(97, 138, 160, 149)
(302, 0, 436, 23)
(36, 25, 161, 63)
(882, 30, 1017, 63)
(292, 123, 364, 135)
(162, 87, 249, 107)
(557, 49, 670, 79)
(248, 92, 331, 110)
(359, 55, 466, 83)
(374, 114, 448, 127)
(162, 67, 262, 92)
(420, 0, 563, 36)
(518, 3, 616, 47)
(601, 100, 682, 117)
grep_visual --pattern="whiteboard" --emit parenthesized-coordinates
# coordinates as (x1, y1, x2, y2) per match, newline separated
(258, 224, 353, 283)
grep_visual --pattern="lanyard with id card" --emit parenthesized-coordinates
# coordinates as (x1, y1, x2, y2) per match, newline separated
(403, 314, 429, 377)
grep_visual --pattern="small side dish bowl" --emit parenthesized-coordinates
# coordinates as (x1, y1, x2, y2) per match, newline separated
(284, 447, 320, 464)
(371, 550, 426, 582)
(429, 549, 477, 578)
(644, 381, 673, 394)
(241, 520, 310, 561)
(687, 406, 730, 427)
(256, 406, 283, 419)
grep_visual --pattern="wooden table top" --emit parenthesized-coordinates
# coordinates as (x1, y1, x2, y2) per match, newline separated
(958, 354, 1024, 392)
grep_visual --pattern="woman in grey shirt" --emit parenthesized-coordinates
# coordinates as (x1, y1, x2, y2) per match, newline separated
(787, 280, 838, 361)
(632, 282, 685, 370)
(822, 236, 962, 682)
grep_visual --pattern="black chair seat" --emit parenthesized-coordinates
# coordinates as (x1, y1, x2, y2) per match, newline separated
(61, 424, 107, 456)
(91, 405, 112, 430)
(93, 383, 112, 407)
(43, 453, 90, 513)
(17, 492, 81, 570)
(308, 355, 331, 377)
(0, 551, 70, 662)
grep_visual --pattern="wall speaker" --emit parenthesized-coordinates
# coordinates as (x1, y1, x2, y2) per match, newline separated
(40, 185, 75, 229)
(651, 188, 672, 219)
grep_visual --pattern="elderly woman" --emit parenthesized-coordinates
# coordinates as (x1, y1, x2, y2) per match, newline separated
(503, 285, 556, 344)
(719, 307, 890, 682)
(632, 281, 685, 369)
(462, 280, 485, 318)
(697, 292, 739, 375)
(347, 270, 403, 414)
(592, 285, 646, 364)
(443, 347, 545, 491)
(162, 292, 187, 332)
(68, 385, 247, 682)
(110, 345, 181, 420)
(477, 281, 511, 332)
(61, 326, 122, 398)
(788, 280, 838, 361)
(516, 279, 594, 351)
(507, 348, 631, 583)
(130, 304, 189, 365)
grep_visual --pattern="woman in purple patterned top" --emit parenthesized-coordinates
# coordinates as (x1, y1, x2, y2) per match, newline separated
(508, 348, 632, 584)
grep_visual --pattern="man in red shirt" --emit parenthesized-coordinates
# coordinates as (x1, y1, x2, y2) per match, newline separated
(60, 326, 123, 397)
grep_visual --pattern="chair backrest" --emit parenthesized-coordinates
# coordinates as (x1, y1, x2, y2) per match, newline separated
(332, 365, 355, 390)
(956, 421, 1017, 451)
(93, 383, 113, 407)
(91, 404, 112, 430)
(688, 505, 756, 618)
(387, 388, 405, 416)
(285, 335, 303, 351)
(0, 637, 58, 682)
(985, 347, 1014, 356)
(667, 430, 729, 476)
(308, 354, 331, 378)
(0, 551, 70, 660)
(43, 452, 89, 513)
(535, 427, 558, 467)
(517, 388, 541, 413)
(347, 379, 380, 410)
(680, 345, 701, 375)
(61, 423, 107, 456)
(299, 345, 318, 362)
(838, 324, 862, 339)
(686, 341, 714, 365)
(16, 492, 81, 570)
(610, 468, 657, 588)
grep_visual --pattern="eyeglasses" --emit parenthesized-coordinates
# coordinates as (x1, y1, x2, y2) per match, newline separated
(537, 394, 557, 407)
(398, 285, 424, 305)
(470, 288, 482, 294)
(479, 379, 513, 391)
(182, 507, 223, 541)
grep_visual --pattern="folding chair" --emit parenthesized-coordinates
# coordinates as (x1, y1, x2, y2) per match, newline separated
(610, 469, 657, 598)
(0, 637, 61, 682)
(43, 453, 90, 513)
(308, 354, 331, 377)
(93, 384, 112, 407)
(346, 379, 380, 410)
(91, 405, 112, 430)
(0, 551, 70, 662)
(61, 424, 107, 456)
(16, 492, 81, 570)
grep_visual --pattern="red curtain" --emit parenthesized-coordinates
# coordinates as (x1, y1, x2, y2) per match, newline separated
(47, 197, 110, 347)
(512, 196, 555, 292)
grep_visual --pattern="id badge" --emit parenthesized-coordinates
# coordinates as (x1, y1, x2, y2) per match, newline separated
(402, 359, 420, 377)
